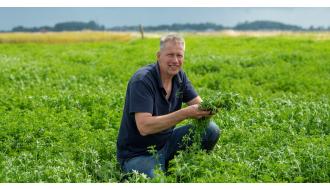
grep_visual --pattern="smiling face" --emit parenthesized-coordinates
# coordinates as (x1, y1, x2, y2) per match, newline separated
(157, 40, 185, 79)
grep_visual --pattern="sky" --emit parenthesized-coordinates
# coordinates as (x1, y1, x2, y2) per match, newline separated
(0, 7, 330, 31)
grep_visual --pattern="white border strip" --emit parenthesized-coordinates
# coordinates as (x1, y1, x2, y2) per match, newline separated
(1, 0, 330, 7)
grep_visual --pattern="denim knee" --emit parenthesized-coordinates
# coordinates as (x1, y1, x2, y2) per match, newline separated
(121, 149, 167, 179)
(122, 155, 157, 178)
(202, 121, 221, 151)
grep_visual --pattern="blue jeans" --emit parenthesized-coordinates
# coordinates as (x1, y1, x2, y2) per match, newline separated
(120, 121, 220, 178)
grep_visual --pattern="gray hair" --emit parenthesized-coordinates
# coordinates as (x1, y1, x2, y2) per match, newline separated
(159, 33, 185, 51)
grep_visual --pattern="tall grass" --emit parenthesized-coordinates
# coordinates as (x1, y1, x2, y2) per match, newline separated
(0, 31, 135, 43)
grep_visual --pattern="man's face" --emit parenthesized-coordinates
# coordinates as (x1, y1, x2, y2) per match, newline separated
(157, 41, 185, 78)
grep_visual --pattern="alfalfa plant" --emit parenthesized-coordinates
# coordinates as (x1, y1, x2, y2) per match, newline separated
(190, 92, 239, 149)
(166, 92, 240, 182)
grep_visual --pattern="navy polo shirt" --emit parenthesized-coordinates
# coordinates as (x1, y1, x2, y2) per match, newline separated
(116, 62, 198, 161)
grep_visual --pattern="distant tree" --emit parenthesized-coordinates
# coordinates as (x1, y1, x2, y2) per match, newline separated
(309, 26, 315, 31)
(109, 23, 225, 32)
(234, 20, 303, 31)
(12, 26, 44, 32)
(10, 20, 328, 33)
(54, 21, 105, 31)
(11, 21, 105, 32)
(39, 26, 53, 32)
(12, 26, 25, 32)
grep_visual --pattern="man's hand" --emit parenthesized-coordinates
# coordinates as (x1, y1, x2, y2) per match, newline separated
(185, 104, 213, 119)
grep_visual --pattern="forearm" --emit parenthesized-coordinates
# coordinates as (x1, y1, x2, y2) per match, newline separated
(137, 107, 191, 136)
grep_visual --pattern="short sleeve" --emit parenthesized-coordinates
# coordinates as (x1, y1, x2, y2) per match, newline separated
(128, 80, 154, 114)
(182, 74, 198, 103)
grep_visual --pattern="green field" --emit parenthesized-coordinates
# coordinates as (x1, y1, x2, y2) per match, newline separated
(0, 33, 329, 182)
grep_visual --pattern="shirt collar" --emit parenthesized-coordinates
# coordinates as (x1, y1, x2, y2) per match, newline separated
(155, 61, 164, 89)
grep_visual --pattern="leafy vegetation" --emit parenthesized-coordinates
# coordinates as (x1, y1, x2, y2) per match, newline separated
(190, 92, 239, 148)
(0, 33, 329, 182)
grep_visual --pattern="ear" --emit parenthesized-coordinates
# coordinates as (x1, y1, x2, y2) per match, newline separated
(157, 51, 160, 60)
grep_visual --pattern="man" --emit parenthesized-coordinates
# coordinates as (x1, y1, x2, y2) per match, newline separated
(116, 34, 220, 178)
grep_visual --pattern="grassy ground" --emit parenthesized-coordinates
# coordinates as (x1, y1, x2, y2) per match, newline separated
(0, 32, 329, 182)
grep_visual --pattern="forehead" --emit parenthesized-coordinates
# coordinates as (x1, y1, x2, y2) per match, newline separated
(162, 40, 185, 51)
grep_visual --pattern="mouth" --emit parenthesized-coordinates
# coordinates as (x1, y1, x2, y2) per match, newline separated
(169, 65, 179, 69)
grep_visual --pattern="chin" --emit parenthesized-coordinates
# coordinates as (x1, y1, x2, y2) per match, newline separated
(168, 70, 179, 76)
(170, 67, 180, 72)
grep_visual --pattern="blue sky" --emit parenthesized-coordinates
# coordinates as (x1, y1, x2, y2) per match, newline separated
(1, 8, 330, 31)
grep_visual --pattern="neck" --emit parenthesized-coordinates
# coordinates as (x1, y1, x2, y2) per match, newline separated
(160, 71, 173, 86)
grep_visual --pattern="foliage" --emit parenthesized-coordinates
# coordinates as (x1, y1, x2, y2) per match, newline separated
(234, 20, 302, 31)
(190, 92, 239, 148)
(12, 21, 105, 32)
(0, 33, 329, 182)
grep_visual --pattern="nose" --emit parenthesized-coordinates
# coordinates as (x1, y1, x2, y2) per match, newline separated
(173, 55, 179, 63)
(172, 55, 182, 64)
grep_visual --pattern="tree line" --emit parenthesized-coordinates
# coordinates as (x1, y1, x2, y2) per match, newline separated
(7, 20, 330, 32)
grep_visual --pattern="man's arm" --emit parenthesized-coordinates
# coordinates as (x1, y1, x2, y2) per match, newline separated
(187, 96, 202, 106)
(135, 103, 210, 136)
